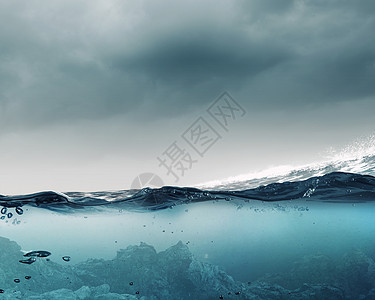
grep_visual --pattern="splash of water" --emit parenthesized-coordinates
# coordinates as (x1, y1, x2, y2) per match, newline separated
(200, 134, 375, 190)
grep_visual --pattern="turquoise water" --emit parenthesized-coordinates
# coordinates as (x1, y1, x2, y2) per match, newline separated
(1, 193, 375, 299)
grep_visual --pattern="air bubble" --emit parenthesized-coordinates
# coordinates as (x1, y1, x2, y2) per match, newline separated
(15, 207, 23, 215)
(62, 256, 71, 262)
(25, 276, 31, 280)
(24, 250, 51, 258)
(1, 207, 7, 214)
(14, 279, 20, 283)
(7, 212, 13, 218)
(19, 257, 36, 264)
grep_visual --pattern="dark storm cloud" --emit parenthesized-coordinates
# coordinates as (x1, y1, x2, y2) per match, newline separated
(239, 0, 295, 18)
(232, 0, 375, 108)
(113, 29, 290, 82)
(0, 0, 374, 131)
(113, 28, 291, 88)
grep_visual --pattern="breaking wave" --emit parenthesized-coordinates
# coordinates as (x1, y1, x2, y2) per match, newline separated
(200, 136, 375, 190)
(1, 136, 375, 212)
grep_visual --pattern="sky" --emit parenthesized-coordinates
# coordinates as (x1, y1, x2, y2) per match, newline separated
(0, 0, 375, 194)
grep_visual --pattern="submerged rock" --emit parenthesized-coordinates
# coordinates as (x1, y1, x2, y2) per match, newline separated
(75, 240, 241, 299)
(0, 236, 83, 293)
(261, 254, 338, 289)
(26, 288, 78, 300)
(291, 283, 345, 300)
(74, 286, 91, 299)
(289, 254, 337, 289)
(188, 259, 238, 297)
(364, 287, 375, 300)
(1, 236, 374, 299)
(22, 285, 138, 300)
(254, 249, 375, 298)
(338, 249, 375, 298)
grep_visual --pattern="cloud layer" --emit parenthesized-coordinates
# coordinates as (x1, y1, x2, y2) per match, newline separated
(1, 0, 375, 193)
(1, 0, 374, 131)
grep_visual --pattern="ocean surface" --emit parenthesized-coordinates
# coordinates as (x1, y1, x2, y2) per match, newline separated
(1, 151, 375, 299)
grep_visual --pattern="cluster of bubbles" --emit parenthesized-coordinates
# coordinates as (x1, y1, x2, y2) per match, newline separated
(13, 276, 31, 284)
(219, 290, 242, 298)
(184, 191, 216, 202)
(18, 250, 71, 265)
(128, 281, 140, 295)
(19, 250, 51, 265)
(0, 206, 23, 221)
(1, 249, 71, 294)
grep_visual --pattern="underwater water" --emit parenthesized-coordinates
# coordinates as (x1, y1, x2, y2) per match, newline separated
(1, 155, 375, 299)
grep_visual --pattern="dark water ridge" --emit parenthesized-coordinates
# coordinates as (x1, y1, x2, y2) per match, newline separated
(1, 172, 375, 212)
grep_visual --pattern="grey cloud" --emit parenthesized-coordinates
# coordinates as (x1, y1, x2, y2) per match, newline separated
(113, 28, 292, 83)
(307, 0, 375, 15)
(0, 0, 375, 132)
(1, 0, 375, 194)
(238, 0, 295, 18)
